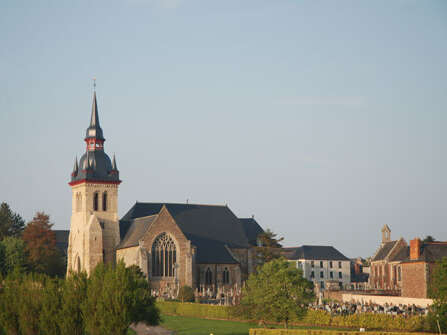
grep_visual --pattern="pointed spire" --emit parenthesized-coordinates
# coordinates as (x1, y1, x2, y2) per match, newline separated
(72, 156, 78, 173)
(90, 91, 100, 128)
(85, 85, 104, 141)
(112, 154, 117, 170)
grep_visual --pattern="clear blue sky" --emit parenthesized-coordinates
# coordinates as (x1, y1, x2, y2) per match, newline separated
(1, 0, 446, 258)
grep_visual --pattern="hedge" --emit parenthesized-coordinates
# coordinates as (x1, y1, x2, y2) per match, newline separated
(249, 330, 432, 335)
(157, 302, 427, 332)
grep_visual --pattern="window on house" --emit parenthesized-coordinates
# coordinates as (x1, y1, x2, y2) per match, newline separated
(297, 261, 303, 268)
(338, 271, 342, 279)
(330, 271, 333, 279)
(151, 233, 176, 277)
(93, 192, 99, 211)
(338, 261, 342, 268)
(329, 261, 333, 268)
(205, 268, 213, 285)
(320, 281, 325, 289)
(310, 271, 314, 278)
(339, 282, 343, 289)
(320, 261, 323, 268)
(223, 267, 230, 284)
(398, 266, 401, 281)
(320, 271, 324, 278)
(311, 261, 314, 267)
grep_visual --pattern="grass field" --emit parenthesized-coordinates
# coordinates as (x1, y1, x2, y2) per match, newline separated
(159, 314, 356, 335)
(160, 314, 258, 335)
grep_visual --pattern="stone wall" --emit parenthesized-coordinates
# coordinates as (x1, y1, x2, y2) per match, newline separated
(401, 262, 428, 298)
(342, 293, 433, 307)
(139, 206, 194, 289)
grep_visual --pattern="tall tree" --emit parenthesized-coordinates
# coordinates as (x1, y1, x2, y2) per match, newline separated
(429, 257, 447, 332)
(241, 257, 314, 328)
(0, 202, 25, 240)
(82, 261, 160, 335)
(256, 228, 284, 265)
(22, 212, 59, 274)
(0, 237, 27, 276)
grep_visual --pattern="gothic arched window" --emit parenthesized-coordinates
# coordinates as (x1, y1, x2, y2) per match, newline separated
(205, 267, 212, 285)
(102, 192, 107, 211)
(93, 192, 99, 211)
(151, 233, 176, 277)
(223, 267, 230, 284)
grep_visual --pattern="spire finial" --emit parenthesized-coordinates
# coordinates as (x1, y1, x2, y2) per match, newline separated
(93, 77, 96, 91)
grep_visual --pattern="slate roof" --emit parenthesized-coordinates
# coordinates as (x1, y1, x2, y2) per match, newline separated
(54, 230, 69, 255)
(372, 241, 398, 261)
(282, 245, 350, 261)
(403, 242, 447, 263)
(239, 218, 264, 246)
(119, 203, 249, 264)
(390, 246, 409, 262)
(117, 215, 157, 249)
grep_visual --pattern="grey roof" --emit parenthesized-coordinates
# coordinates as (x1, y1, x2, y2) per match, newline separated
(282, 245, 350, 261)
(372, 241, 397, 261)
(404, 242, 447, 263)
(54, 230, 69, 255)
(85, 91, 104, 141)
(390, 246, 409, 262)
(118, 215, 157, 249)
(239, 218, 264, 246)
(120, 203, 248, 264)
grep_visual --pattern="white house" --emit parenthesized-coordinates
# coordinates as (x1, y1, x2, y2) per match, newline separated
(282, 245, 351, 290)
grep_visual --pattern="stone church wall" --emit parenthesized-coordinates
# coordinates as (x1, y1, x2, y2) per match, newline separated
(139, 206, 194, 289)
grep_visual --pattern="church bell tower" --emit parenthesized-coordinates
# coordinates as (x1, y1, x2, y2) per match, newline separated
(67, 88, 121, 275)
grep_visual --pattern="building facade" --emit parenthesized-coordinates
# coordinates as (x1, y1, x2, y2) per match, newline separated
(369, 225, 408, 291)
(282, 245, 351, 290)
(401, 238, 447, 298)
(66, 92, 263, 296)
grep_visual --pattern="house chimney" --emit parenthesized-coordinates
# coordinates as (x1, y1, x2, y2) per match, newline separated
(410, 238, 422, 260)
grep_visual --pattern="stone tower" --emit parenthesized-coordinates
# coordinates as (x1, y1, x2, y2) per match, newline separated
(67, 91, 121, 275)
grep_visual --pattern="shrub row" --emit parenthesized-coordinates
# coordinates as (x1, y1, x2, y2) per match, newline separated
(249, 330, 431, 335)
(157, 301, 231, 320)
(157, 301, 428, 332)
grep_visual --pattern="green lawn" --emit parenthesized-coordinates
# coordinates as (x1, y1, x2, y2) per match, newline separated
(159, 314, 354, 335)
(160, 314, 259, 335)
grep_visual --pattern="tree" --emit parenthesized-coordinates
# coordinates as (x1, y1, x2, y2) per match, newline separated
(58, 272, 88, 335)
(178, 285, 195, 302)
(0, 237, 27, 276)
(22, 212, 63, 275)
(428, 257, 447, 332)
(256, 228, 284, 265)
(240, 257, 314, 328)
(423, 235, 436, 243)
(82, 261, 160, 335)
(0, 202, 25, 240)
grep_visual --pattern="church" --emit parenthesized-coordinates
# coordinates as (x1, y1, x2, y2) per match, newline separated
(66, 91, 264, 295)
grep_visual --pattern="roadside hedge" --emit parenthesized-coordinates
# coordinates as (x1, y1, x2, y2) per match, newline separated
(157, 302, 427, 332)
(249, 330, 432, 335)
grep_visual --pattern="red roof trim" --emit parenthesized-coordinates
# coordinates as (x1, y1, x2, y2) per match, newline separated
(68, 179, 121, 186)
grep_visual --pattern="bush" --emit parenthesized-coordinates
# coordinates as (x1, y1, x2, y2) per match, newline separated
(156, 301, 427, 332)
(178, 285, 195, 302)
(249, 330, 432, 335)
